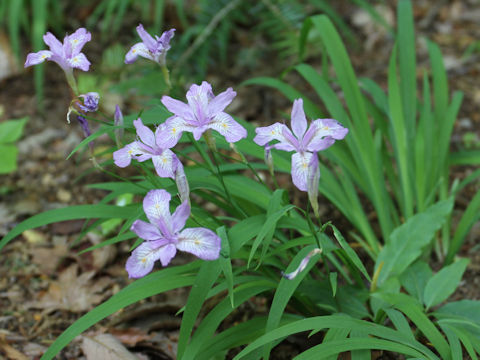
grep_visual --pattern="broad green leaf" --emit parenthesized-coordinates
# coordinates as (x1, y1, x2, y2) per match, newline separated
(375, 198, 453, 285)
(0, 204, 139, 251)
(0, 144, 18, 174)
(41, 262, 200, 359)
(399, 260, 432, 303)
(0, 117, 28, 143)
(374, 292, 451, 360)
(436, 300, 480, 326)
(424, 258, 469, 309)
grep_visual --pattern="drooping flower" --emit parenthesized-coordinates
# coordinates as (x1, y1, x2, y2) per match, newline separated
(282, 248, 322, 280)
(113, 118, 179, 179)
(78, 92, 99, 113)
(126, 189, 221, 278)
(125, 24, 175, 65)
(161, 81, 247, 147)
(24, 28, 91, 72)
(254, 99, 348, 191)
(307, 152, 320, 218)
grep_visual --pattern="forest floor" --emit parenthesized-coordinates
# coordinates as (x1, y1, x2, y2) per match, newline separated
(1, 1, 479, 359)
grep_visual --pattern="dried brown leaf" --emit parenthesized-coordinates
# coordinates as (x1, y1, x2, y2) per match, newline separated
(81, 334, 138, 360)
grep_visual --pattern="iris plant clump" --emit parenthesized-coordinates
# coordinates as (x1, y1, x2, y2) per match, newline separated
(17, 13, 478, 359)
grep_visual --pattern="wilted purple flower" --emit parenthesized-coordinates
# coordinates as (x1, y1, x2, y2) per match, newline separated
(24, 28, 91, 72)
(175, 162, 190, 203)
(264, 143, 274, 177)
(113, 118, 179, 179)
(78, 92, 99, 113)
(161, 81, 247, 146)
(114, 105, 124, 147)
(282, 248, 322, 280)
(125, 24, 175, 65)
(126, 189, 221, 278)
(254, 99, 348, 191)
(77, 115, 91, 138)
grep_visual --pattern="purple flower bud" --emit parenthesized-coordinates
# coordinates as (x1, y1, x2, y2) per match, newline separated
(78, 92, 99, 113)
(282, 248, 322, 280)
(77, 115, 93, 150)
(114, 105, 124, 147)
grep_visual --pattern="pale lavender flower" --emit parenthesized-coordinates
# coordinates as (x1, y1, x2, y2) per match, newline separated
(161, 81, 247, 146)
(113, 118, 179, 179)
(114, 105, 124, 147)
(175, 162, 190, 203)
(24, 28, 91, 72)
(254, 99, 348, 191)
(125, 24, 175, 65)
(126, 189, 221, 278)
(78, 92, 99, 113)
(282, 248, 322, 280)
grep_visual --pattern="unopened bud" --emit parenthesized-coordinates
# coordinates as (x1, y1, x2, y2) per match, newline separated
(114, 105, 124, 148)
(175, 162, 190, 203)
(264, 144, 274, 177)
(307, 152, 320, 218)
(78, 92, 100, 113)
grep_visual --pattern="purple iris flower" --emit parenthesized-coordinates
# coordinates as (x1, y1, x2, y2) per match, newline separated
(113, 118, 180, 179)
(254, 99, 348, 191)
(126, 189, 221, 278)
(24, 28, 91, 72)
(160, 81, 247, 146)
(78, 92, 99, 113)
(125, 24, 175, 65)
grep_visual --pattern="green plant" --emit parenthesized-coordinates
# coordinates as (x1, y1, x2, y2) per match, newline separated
(0, 117, 28, 174)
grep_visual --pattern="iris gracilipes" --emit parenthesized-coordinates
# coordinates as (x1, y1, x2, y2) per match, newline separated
(126, 189, 221, 278)
(254, 98, 348, 192)
(24, 28, 91, 94)
(113, 118, 181, 179)
(160, 81, 247, 147)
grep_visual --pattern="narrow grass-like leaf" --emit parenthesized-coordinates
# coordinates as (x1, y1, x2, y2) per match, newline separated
(424, 258, 469, 309)
(0, 204, 138, 251)
(449, 150, 480, 165)
(242, 77, 323, 118)
(41, 262, 200, 360)
(233, 314, 438, 360)
(182, 280, 276, 360)
(177, 260, 222, 359)
(438, 323, 463, 360)
(263, 245, 322, 359)
(445, 189, 480, 264)
(330, 224, 371, 282)
(217, 226, 234, 307)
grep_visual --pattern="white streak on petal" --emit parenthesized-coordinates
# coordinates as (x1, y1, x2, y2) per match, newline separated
(177, 228, 221, 260)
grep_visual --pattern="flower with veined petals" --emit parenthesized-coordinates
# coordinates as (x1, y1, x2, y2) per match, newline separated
(253, 98, 348, 191)
(126, 189, 221, 278)
(113, 118, 179, 179)
(24, 28, 91, 72)
(160, 81, 247, 147)
(125, 24, 175, 65)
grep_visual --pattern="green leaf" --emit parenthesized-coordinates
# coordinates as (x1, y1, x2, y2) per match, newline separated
(0, 144, 18, 174)
(446, 189, 480, 264)
(329, 272, 337, 297)
(233, 314, 438, 360)
(424, 258, 469, 309)
(330, 224, 371, 282)
(177, 260, 222, 359)
(41, 262, 200, 360)
(217, 226, 234, 307)
(399, 260, 432, 303)
(0, 204, 139, 252)
(0, 117, 28, 143)
(436, 300, 480, 326)
(375, 198, 453, 285)
(263, 245, 322, 358)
